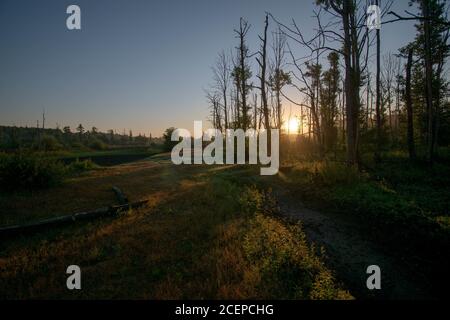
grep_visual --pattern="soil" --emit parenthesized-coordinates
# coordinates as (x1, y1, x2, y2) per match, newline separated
(273, 187, 435, 300)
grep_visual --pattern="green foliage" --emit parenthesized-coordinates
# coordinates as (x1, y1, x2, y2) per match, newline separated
(0, 152, 67, 191)
(287, 159, 450, 277)
(239, 185, 265, 215)
(0, 125, 159, 153)
(163, 127, 178, 152)
(0, 152, 100, 191)
(240, 187, 351, 300)
(38, 134, 63, 151)
(89, 138, 107, 151)
(70, 141, 87, 150)
(314, 161, 363, 186)
(67, 159, 98, 173)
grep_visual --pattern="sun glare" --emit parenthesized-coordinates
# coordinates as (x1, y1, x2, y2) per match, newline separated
(287, 118, 299, 134)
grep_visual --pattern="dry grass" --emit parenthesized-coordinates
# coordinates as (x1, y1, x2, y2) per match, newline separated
(0, 159, 352, 300)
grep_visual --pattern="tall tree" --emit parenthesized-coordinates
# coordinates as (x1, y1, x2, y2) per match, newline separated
(234, 18, 252, 130)
(375, 0, 382, 162)
(256, 14, 270, 132)
(269, 31, 290, 130)
(212, 51, 231, 130)
(382, 53, 399, 141)
(405, 47, 417, 160)
(314, 0, 364, 165)
(320, 52, 341, 151)
(397, 0, 450, 161)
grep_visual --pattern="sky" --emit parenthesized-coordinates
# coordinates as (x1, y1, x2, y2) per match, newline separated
(0, 0, 417, 136)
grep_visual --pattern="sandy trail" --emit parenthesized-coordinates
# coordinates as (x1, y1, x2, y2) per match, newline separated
(273, 188, 434, 299)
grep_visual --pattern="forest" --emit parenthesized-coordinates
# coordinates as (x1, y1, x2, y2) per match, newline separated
(205, 0, 450, 165)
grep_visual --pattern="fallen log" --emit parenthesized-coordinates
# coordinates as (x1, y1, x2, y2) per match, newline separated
(0, 200, 148, 238)
(112, 186, 129, 205)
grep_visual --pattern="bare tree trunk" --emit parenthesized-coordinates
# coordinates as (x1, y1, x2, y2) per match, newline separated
(257, 15, 270, 132)
(224, 93, 228, 130)
(396, 56, 401, 137)
(375, 0, 382, 163)
(405, 48, 416, 160)
(342, 0, 359, 165)
(366, 73, 370, 130)
(236, 18, 251, 130)
(423, 0, 434, 163)
(235, 82, 240, 129)
(213, 51, 230, 130)
(253, 93, 258, 130)
(365, 26, 370, 131)
(341, 78, 346, 147)
(300, 105, 304, 136)
(272, 31, 286, 131)
(308, 108, 312, 140)
(370, 90, 374, 128)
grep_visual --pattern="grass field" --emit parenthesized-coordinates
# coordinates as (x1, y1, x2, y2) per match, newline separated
(1, 150, 448, 299)
(0, 155, 351, 299)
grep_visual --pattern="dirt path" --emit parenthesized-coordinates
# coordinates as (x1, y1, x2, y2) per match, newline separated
(273, 188, 434, 299)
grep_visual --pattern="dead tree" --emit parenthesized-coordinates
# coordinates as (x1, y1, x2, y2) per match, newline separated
(212, 50, 231, 130)
(405, 47, 416, 160)
(375, 0, 382, 162)
(206, 90, 222, 130)
(256, 14, 270, 132)
(272, 2, 379, 164)
(382, 53, 399, 141)
(270, 30, 289, 130)
(234, 18, 252, 130)
(270, 11, 327, 151)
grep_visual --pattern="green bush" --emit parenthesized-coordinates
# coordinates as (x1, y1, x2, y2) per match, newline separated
(71, 142, 85, 150)
(315, 161, 363, 186)
(242, 211, 351, 299)
(0, 152, 67, 191)
(232, 186, 352, 299)
(68, 159, 98, 172)
(39, 135, 63, 151)
(89, 138, 107, 151)
(163, 127, 179, 152)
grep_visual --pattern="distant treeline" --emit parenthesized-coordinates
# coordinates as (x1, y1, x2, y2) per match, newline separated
(0, 125, 160, 152)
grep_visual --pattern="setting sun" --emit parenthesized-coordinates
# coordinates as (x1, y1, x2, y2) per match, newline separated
(286, 118, 299, 134)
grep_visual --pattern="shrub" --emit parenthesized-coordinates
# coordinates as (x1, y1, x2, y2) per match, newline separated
(68, 159, 98, 172)
(239, 186, 352, 300)
(239, 186, 264, 215)
(0, 152, 67, 191)
(243, 213, 352, 299)
(163, 127, 178, 152)
(39, 135, 63, 151)
(315, 161, 363, 186)
(71, 142, 85, 150)
(89, 138, 107, 151)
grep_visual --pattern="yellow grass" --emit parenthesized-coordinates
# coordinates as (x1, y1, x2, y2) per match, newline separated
(0, 158, 352, 300)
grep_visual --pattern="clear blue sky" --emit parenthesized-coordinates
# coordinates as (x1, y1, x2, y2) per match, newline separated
(0, 0, 416, 136)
